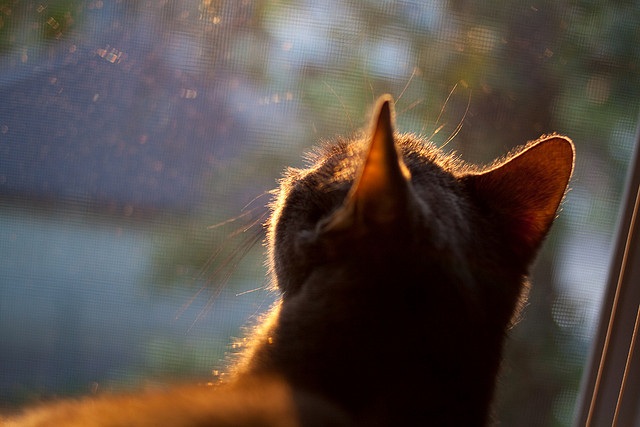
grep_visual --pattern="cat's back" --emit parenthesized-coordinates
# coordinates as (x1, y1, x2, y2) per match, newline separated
(2, 376, 351, 427)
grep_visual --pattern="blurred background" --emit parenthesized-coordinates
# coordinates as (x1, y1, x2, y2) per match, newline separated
(0, 1, 639, 425)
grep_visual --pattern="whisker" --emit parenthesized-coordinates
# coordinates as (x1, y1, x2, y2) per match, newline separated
(202, 212, 267, 288)
(207, 193, 272, 230)
(440, 87, 471, 149)
(188, 238, 262, 331)
(429, 123, 446, 140)
(207, 208, 259, 230)
(173, 232, 238, 321)
(245, 280, 279, 321)
(362, 51, 375, 107)
(236, 285, 268, 297)
(241, 190, 275, 212)
(369, 82, 376, 107)
(424, 82, 458, 136)
(323, 81, 354, 134)
(397, 97, 424, 116)
(396, 66, 418, 105)
(187, 225, 266, 332)
(175, 208, 268, 323)
(175, 285, 207, 321)
(188, 283, 226, 333)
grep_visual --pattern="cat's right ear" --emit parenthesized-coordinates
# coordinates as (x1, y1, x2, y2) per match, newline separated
(462, 136, 574, 263)
(322, 95, 412, 233)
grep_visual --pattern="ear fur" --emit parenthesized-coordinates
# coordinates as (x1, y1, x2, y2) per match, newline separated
(462, 136, 574, 260)
(324, 95, 411, 232)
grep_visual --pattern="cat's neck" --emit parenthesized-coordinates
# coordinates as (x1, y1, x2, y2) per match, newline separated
(240, 265, 502, 426)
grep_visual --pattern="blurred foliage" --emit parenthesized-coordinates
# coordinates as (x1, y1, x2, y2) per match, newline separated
(0, 0, 82, 52)
(150, 1, 640, 425)
(2, 0, 639, 425)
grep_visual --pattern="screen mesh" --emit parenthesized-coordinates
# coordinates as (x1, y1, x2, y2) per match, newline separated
(1, 1, 639, 425)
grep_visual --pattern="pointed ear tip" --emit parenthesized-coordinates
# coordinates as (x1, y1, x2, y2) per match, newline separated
(530, 136, 575, 174)
(373, 95, 395, 130)
(378, 94, 394, 104)
(540, 136, 575, 159)
(376, 94, 395, 113)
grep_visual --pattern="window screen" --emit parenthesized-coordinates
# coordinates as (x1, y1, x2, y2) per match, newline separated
(1, 1, 639, 425)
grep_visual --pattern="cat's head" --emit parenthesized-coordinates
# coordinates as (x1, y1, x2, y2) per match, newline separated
(267, 94, 573, 348)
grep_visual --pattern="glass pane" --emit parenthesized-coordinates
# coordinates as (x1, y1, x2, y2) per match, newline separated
(1, 1, 638, 425)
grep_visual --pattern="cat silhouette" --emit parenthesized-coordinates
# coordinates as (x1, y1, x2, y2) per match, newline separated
(5, 95, 574, 426)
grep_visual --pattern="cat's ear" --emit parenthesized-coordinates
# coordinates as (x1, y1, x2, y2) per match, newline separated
(462, 136, 574, 261)
(323, 95, 411, 232)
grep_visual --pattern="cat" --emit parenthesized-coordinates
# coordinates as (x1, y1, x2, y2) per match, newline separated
(3, 95, 574, 426)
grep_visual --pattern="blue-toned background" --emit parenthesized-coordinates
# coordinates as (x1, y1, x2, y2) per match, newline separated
(1, 1, 639, 425)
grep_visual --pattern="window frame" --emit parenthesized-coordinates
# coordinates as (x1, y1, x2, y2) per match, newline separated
(575, 117, 640, 426)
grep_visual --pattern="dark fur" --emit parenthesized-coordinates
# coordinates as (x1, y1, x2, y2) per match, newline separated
(5, 96, 573, 426)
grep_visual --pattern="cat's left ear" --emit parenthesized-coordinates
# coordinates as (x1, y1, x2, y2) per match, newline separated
(461, 136, 574, 261)
(323, 95, 412, 233)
